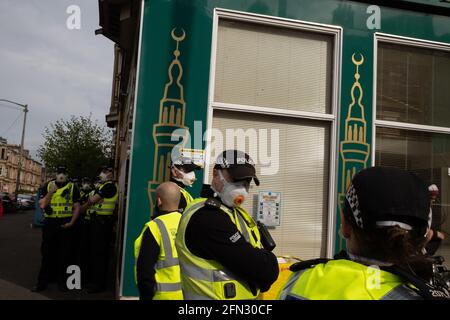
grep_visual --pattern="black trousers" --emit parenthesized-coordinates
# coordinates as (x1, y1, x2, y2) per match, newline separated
(89, 215, 114, 289)
(37, 217, 74, 286)
(80, 219, 91, 285)
(71, 219, 83, 266)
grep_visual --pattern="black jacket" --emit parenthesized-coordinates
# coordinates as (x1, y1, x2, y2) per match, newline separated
(184, 185, 279, 294)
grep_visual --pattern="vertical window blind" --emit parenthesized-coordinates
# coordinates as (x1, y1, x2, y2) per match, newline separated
(209, 110, 330, 259)
(215, 19, 333, 114)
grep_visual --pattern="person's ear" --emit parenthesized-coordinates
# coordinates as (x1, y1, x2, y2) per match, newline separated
(171, 167, 180, 178)
(340, 210, 352, 239)
(156, 197, 162, 208)
(211, 169, 223, 192)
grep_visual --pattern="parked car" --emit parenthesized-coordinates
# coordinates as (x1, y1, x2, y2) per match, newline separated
(17, 194, 36, 210)
(0, 192, 18, 213)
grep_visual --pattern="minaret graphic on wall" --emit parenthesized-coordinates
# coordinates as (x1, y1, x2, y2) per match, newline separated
(148, 28, 188, 216)
(338, 53, 370, 250)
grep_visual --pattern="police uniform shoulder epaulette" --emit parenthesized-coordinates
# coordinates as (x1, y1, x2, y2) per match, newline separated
(289, 258, 330, 272)
(204, 197, 221, 209)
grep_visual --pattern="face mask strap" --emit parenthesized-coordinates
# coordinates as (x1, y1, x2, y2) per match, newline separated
(173, 166, 195, 186)
(218, 170, 246, 188)
(217, 170, 249, 207)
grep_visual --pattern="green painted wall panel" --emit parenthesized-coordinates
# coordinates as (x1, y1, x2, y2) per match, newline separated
(122, 0, 450, 297)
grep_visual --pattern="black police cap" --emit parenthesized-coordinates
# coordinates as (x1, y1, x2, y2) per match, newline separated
(171, 156, 202, 173)
(345, 166, 430, 231)
(214, 150, 260, 186)
(56, 165, 67, 174)
(100, 165, 113, 172)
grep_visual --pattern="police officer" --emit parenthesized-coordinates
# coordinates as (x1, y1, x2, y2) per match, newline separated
(82, 166, 118, 293)
(175, 150, 279, 300)
(278, 167, 450, 300)
(32, 165, 81, 292)
(169, 156, 201, 213)
(70, 177, 89, 269)
(135, 182, 183, 300)
(79, 177, 94, 285)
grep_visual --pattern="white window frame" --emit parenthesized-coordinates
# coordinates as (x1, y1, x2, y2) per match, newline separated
(372, 32, 450, 164)
(205, 8, 342, 258)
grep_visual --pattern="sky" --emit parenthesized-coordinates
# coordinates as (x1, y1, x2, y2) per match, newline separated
(0, 0, 113, 163)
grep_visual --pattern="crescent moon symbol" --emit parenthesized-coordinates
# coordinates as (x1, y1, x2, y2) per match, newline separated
(352, 53, 364, 66)
(171, 28, 186, 42)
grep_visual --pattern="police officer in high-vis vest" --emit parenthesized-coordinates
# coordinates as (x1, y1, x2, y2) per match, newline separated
(135, 181, 183, 300)
(279, 167, 450, 300)
(169, 156, 201, 213)
(82, 166, 118, 293)
(79, 177, 94, 285)
(176, 150, 279, 300)
(32, 165, 81, 292)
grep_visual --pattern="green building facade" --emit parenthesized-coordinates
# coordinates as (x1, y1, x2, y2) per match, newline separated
(119, 0, 450, 297)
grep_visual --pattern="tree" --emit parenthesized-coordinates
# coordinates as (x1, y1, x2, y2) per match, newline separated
(38, 115, 112, 180)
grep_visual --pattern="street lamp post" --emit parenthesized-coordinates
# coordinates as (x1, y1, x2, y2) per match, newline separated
(0, 99, 28, 200)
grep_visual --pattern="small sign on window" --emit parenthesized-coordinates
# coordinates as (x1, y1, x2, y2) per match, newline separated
(257, 191, 282, 227)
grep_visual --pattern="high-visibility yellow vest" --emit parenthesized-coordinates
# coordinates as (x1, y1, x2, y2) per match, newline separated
(45, 181, 74, 218)
(84, 189, 96, 221)
(179, 187, 194, 212)
(176, 198, 263, 300)
(277, 259, 421, 300)
(90, 181, 118, 216)
(134, 211, 183, 300)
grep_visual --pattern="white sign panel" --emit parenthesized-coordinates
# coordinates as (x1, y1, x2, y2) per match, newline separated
(180, 148, 205, 168)
(257, 191, 282, 227)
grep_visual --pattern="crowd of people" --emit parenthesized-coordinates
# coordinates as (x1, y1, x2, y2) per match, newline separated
(30, 148, 449, 300)
(31, 165, 118, 294)
(134, 149, 449, 300)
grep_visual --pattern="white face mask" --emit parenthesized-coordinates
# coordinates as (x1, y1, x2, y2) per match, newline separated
(215, 170, 249, 207)
(82, 183, 91, 191)
(174, 168, 196, 187)
(56, 173, 67, 183)
(99, 172, 109, 182)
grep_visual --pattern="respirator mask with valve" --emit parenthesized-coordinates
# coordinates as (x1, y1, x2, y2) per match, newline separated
(99, 171, 110, 182)
(213, 170, 249, 208)
(56, 173, 68, 184)
(173, 167, 196, 187)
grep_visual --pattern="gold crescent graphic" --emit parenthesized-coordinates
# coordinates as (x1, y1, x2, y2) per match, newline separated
(352, 53, 364, 66)
(171, 28, 186, 42)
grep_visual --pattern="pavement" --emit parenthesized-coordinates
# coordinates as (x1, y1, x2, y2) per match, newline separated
(0, 210, 115, 300)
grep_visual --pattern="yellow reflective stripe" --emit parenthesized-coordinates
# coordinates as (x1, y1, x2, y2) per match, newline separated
(156, 282, 182, 292)
(95, 212, 114, 216)
(95, 208, 114, 212)
(278, 271, 305, 300)
(380, 285, 422, 300)
(156, 259, 179, 269)
(44, 213, 72, 218)
(177, 199, 260, 300)
(184, 291, 213, 300)
(154, 219, 179, 269)
(180, 264, 233, 282)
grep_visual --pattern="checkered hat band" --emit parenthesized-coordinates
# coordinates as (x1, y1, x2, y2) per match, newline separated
(345, 184, 364, 229)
